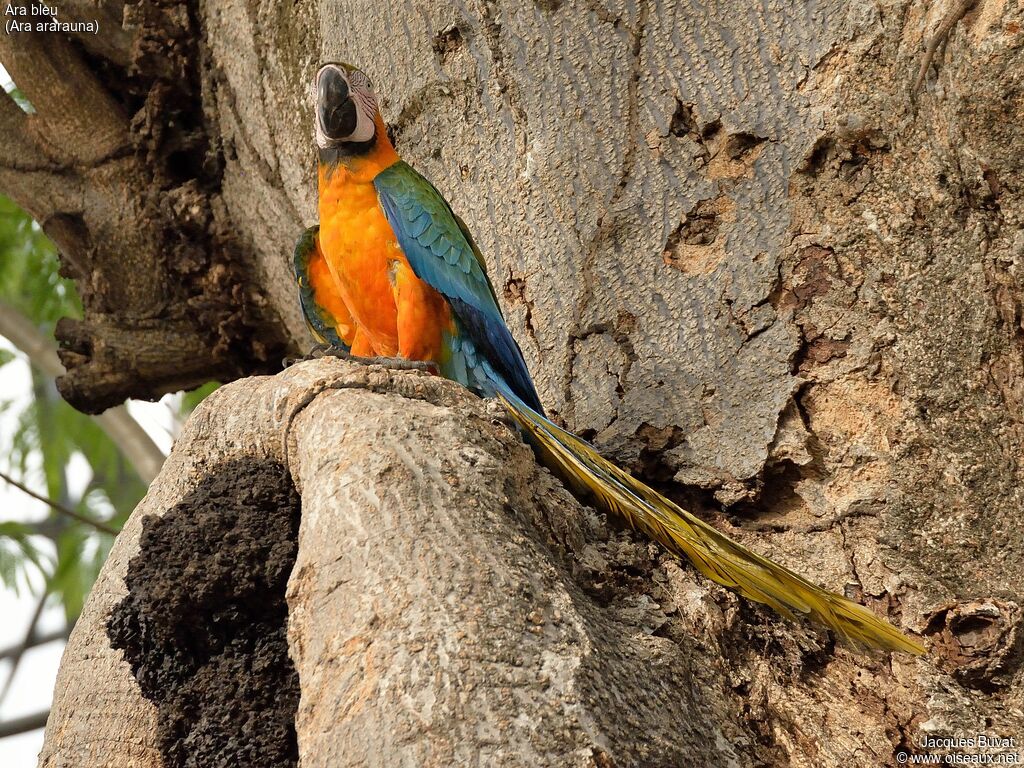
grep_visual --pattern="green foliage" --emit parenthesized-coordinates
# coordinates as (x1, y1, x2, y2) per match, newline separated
(8, 86, 34, 113)
(0, 194, 80, 330)
(181, 380, 221, 416)
(0, 195, 146, 621)
(0, 521, 47, 595)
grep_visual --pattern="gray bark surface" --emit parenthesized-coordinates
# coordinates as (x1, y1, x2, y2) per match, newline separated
(39, 360, 1022, 767)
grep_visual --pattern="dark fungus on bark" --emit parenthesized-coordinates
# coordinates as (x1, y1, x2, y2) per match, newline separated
(107, 458, 301, 768)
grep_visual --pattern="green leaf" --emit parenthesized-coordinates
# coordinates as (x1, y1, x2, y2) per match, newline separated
(0, 194, 80, 333)
(47, 526, 91, 620)
(181, 380, 220, 415)
(7, 87, 34, 113)
(0, 520, 36, 538)
(0, 521, 48, 593)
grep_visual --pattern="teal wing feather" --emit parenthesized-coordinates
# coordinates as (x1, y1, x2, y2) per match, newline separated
(293, 225, 348, 350)
(373, 161, 542, 412)
(451, 210, 502, 310)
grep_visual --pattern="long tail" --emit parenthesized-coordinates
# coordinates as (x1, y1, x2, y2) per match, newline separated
(498, 393, 924, 654)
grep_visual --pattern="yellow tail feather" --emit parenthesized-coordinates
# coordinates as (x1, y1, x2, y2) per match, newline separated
(499, 395, 925, 655)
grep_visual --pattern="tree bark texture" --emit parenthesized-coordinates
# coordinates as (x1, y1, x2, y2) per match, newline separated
(39, 359, 1021, 768)
(4, 0, 1022, 763)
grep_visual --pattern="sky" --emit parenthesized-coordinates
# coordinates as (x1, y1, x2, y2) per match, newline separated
(0, 338, 171, 767)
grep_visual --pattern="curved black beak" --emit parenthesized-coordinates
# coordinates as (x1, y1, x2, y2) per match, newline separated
(317, 66, 357, 141)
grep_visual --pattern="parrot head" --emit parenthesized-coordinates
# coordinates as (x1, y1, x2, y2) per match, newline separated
(314, 62, 380, 152)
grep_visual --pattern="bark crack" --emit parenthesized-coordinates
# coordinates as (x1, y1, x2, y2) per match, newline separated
(562, 0, 650, 423)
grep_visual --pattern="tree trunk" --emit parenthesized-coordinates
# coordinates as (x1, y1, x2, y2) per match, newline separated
(29, 359, 1002, 768)
(7, 0, 1024, 764)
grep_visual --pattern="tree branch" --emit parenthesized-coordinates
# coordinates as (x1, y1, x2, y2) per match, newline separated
(0, 1, 126, 164)
(0, 93, 76, 228)
(2, 0, 293, 414)
(0, 300, 166, 482)
(0, 710, 49, 739)
(0, 626, 68, 661)
(54, 315, 237, 416)
(38, 1, 135, 68)
(0, 91, 55, 171)
(0, 469, 118, 535)
(0, 592, 47, 707)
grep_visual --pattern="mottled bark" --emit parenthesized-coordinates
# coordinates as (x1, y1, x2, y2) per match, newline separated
(9, 0, 1024, 764)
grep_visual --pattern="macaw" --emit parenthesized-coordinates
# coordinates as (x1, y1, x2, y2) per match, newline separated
(292, 62, 924, 655)
(293, 225, 354, 350)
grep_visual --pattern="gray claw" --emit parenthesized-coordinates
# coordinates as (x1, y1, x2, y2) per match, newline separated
(352, 354, 434, 372)
(314, 344, 351, 360)
(302, 345, 433, 372)
(283, 343, 338, 368)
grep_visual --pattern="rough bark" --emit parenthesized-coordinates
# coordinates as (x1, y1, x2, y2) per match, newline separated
(0, 0, 293, 413)
(5, 0, 1024, 764)
(37, 360, 1021, 767)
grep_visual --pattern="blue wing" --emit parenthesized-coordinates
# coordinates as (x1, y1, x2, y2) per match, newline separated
(374, 161, 543, 413)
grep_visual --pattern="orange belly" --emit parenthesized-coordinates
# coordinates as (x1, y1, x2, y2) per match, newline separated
(319, 166, 401, 355)
(307, 237, 356, 346)
(317, 159, 452, 362)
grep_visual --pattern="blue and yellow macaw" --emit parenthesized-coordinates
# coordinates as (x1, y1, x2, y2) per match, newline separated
(291, 62, 924, 654)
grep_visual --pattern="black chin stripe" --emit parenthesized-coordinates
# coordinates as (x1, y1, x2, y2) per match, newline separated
(318, 135, 379, 164)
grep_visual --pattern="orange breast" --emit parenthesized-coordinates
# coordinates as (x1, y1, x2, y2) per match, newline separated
(316, 122, 454, 363)
(318, 160, 403, 356)
(307, 242, 355, 346)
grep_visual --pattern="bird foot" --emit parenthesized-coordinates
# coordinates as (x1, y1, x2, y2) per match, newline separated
(282, 343, 332, 368)
(352, 354, 436, 373)
(312, 345, 436, 373)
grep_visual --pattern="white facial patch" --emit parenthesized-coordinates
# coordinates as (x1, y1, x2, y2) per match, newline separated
(346, 70, 378, 143)
(313, 65, 379, 147)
